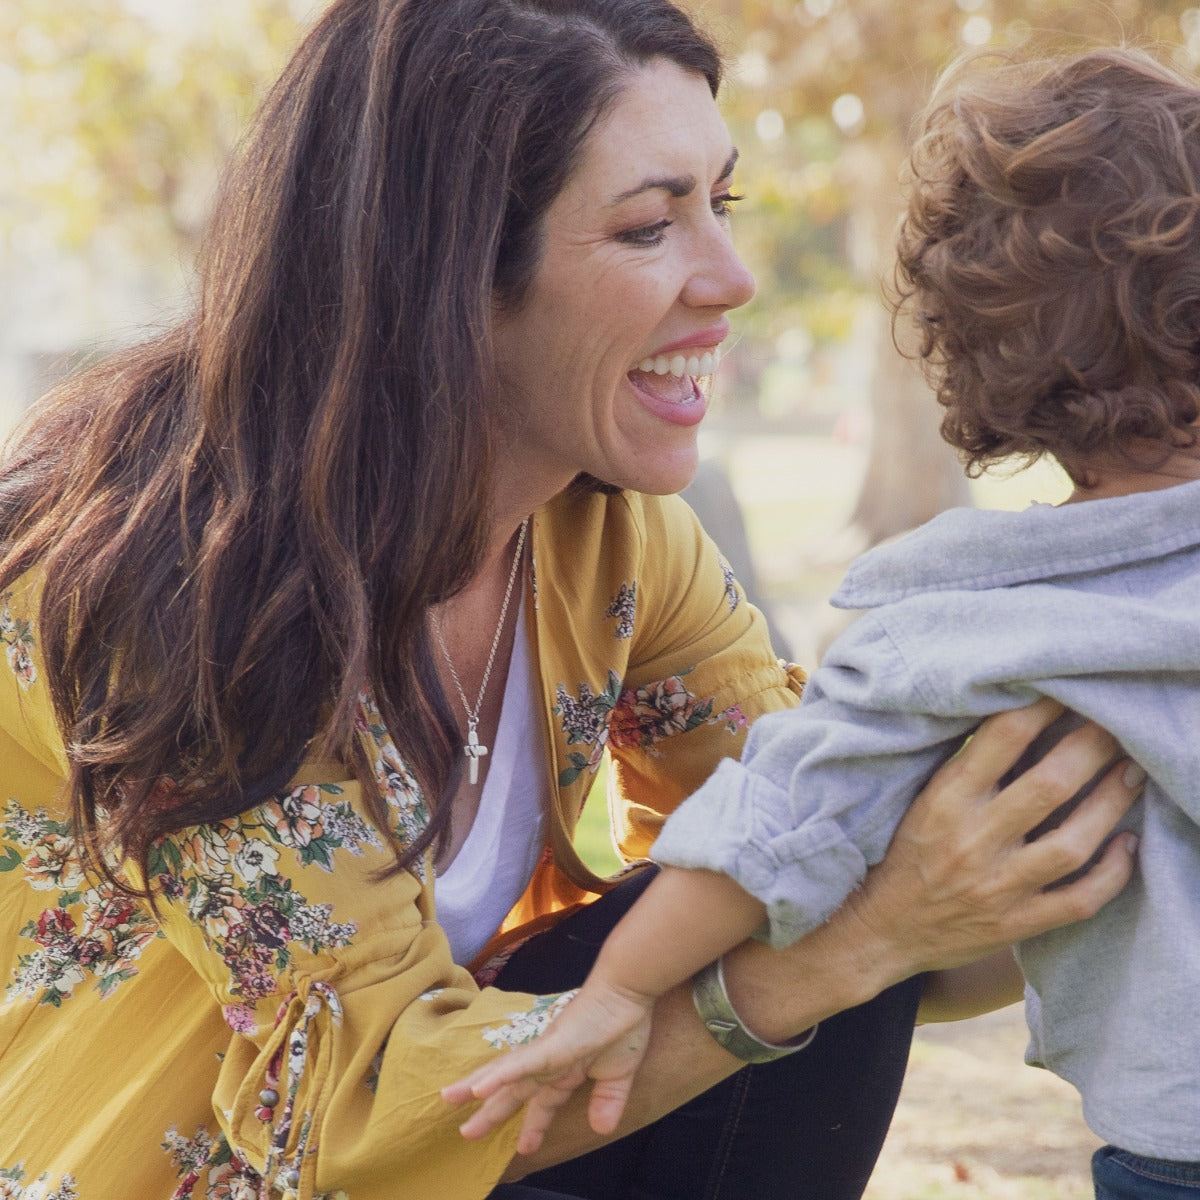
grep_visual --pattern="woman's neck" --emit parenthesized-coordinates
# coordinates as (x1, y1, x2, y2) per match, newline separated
(486, 444, 576, 556)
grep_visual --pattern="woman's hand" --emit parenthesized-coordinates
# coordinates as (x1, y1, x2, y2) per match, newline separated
(722, 699, 1142, 1042)
(853, 697, 1140, 973)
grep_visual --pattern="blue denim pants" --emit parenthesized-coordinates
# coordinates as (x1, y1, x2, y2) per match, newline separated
(486, 867, 922, 1200)
(1093, 1147, 1200, 1198)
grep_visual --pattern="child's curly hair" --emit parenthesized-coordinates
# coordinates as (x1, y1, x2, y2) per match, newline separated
(894, 46, 1200, 484)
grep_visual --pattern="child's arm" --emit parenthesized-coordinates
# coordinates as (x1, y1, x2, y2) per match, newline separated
(918, 947, 1025, 1023)
(442, 866, 766, 1153)
(590, 867, 767, 996)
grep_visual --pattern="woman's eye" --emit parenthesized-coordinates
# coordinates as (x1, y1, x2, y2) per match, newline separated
(617, 219, 673, 248)
(712, 191, 745, 220)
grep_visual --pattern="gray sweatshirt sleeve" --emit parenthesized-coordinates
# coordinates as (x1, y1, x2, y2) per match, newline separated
(650, 613, 979, 947)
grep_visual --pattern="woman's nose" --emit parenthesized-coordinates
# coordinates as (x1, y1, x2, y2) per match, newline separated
(683, 231, 756, 312)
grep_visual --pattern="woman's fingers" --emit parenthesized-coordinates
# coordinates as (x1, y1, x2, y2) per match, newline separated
(914, 706, 1134, 874)
(934, 697, 1068, 800)
(848, 708, 1144, 976)
(1013, 754, 1144, 889)
(928, 702, 1123, 833)
(987, 717, 1123, 837)
(1001, 831, 1138, 943)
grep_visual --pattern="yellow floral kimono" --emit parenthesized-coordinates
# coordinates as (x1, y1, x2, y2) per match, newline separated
(0, 489, 803, 1200)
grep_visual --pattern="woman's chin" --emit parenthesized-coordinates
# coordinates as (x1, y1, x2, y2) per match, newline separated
(599, 448, 701, 497)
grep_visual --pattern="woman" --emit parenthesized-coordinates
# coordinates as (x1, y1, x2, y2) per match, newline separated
(0, 2, 1139, 1198)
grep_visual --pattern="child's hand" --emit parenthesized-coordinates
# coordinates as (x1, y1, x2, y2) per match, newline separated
(442, 984, 654, 1155)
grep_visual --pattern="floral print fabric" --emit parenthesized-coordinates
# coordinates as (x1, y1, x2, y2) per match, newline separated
(2, 798, 161, 1007)
(0, 1165, 79, 1200)
(150, 796, 362, 1008)
(553, 671, 748, 787)
(482, 991, 578, 1052)
(0, 592, 37, 688)
(604, 582, 637, 640)
(608, 674, 748, 754)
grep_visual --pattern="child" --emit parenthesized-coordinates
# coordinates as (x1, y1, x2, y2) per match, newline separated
(445, 47, 1200, 1197)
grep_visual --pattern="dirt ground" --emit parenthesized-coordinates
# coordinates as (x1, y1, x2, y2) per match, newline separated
(864, 1006, 1100, 1199)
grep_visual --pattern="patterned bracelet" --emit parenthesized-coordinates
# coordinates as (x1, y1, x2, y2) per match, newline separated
(691, 956, 819, 1064)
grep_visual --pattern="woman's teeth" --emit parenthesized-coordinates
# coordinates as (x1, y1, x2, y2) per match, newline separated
(636, 350, 720, 379)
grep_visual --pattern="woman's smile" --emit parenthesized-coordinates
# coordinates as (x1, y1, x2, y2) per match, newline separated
(633, 348, 721, 379)
(627, 321, 729, 426)
(625, 368, 706, 427)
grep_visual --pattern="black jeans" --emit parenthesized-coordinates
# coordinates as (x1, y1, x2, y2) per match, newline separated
(487, 868, 921, 1200)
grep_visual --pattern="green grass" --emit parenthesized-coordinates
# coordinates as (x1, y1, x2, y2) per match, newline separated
(573, 758, 623, 877)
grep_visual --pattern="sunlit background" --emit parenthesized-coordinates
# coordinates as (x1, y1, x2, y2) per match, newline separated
(2, 6, 1190, 1193)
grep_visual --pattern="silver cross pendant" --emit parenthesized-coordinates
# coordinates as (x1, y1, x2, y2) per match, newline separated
(464, 725, 489, 786)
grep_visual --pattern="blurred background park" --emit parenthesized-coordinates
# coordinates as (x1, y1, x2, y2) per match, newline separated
(2, 0, 1192, 1194)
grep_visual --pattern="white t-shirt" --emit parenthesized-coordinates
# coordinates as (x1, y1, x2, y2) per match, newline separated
(436, 595, 549, 965)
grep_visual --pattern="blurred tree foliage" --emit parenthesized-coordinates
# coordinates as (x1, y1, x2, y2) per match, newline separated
(0, 0, 306, 278)
(4, 1, 1200, 542)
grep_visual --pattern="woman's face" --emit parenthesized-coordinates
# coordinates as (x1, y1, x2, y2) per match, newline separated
(492, 58, 756, 504)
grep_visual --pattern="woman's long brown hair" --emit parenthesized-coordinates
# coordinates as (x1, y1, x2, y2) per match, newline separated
(0, 0, 721, 887)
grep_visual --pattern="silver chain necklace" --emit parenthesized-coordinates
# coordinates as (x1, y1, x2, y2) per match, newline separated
(431, 518, 529, 786)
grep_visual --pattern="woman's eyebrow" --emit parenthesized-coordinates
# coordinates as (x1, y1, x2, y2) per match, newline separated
(608, 148, 739, 206)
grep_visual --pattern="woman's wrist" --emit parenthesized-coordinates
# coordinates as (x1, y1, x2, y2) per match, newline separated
(691, 957, 818, 1061)
(718, 895, 905, 1045)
